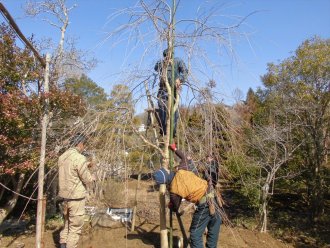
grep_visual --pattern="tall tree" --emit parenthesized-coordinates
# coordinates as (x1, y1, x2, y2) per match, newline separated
(260, 37, 330, 222)
(110, 84, 134, 116)
(0, 22, 85, 223)
(64, 74, 107, 108)
(0, 23, 41, 222)
(247, 123, 301, 232)
(25, 0, 96, 83)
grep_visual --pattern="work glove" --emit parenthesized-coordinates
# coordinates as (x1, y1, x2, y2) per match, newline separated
(169, 143, 177, 151)
(175, 78, 182, 92)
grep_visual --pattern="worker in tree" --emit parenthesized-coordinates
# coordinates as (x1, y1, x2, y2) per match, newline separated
(58, 133, 95, 248)
(153, 144, 222, 248)
(169, 143, 198, 174)
(203, 153, 219, 188)
(154, 48, 188, 136)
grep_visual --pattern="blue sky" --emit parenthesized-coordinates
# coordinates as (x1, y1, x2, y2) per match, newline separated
(1, 0, 330, 106)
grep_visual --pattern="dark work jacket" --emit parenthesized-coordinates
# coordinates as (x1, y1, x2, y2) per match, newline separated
(174, 149, 197, 173)
(154, 58, 188, 93)
(203, 160, 219, 188)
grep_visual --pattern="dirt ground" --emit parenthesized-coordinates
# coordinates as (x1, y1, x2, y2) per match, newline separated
(0, 178, 294, 248)
(0, 221, 293, 248)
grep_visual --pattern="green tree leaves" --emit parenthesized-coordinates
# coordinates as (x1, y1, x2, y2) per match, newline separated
(257, 37, 329, 222)
(64, 74, 107, 108)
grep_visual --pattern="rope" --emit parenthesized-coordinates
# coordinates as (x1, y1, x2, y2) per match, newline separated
(0, 182, 37, 201)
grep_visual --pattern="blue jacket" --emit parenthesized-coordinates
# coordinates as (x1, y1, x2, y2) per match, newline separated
(154, 58, 188, 91)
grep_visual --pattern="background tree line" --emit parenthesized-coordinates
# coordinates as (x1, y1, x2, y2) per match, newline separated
(0, 1, 328, 246)
(227, 37, 329, 241)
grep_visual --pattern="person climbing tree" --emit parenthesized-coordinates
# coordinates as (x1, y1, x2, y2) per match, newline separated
(154, 48, 188, 136)
(203, 154, 220, 188)
(169, 143, 197, 174)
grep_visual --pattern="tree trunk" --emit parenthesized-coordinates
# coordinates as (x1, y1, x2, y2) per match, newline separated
(47, 170, 58, 217)
(307, 129, 325, 223)
(260, 199, 268, 233)
(144, 79, 160, 147)
(159, 184, 168, 248)
(260, 182, 269, 233)
(0, 173, 26, 224)
(0, 177, 10, 201)
(310, 163, 324, 222)
(131, 158, 143, 232)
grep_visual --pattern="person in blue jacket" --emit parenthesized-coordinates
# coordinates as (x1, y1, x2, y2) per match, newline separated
(154, 48, 187, 137)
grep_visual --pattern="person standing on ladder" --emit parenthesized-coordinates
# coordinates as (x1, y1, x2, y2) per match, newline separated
(154, 48, 188, 137)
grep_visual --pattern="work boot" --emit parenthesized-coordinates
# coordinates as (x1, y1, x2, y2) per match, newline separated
(60, 244, 66, 248)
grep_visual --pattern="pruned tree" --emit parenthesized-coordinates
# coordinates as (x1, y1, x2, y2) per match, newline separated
(23, 0, 99, 217)
(102, 0, 255, 170)
(100, 1, 255, 247)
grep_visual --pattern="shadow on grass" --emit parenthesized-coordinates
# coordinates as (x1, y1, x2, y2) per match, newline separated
(222, 187, 258, 221)
(223, 186, 330, 247)
(268, 192, 330, 248)
(0, 221, 27, 236)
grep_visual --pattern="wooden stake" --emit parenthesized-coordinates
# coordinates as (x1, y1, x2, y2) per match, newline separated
(36, 53, 50, 248)
(160, 184, 168, 248)
(168, 1, 176, 247)
(41, 195, 47, 247)
(131, 156, 143, 232)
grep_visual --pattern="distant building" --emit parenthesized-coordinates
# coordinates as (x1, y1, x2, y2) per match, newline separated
(138, 124, 146, 132)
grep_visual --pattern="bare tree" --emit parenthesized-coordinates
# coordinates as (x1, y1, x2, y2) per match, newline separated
(100, 1, 255, 247)
(25, 0, 96, 83)
(7, 1, 257, 246)
(103, 0, 255, 167)
(248, 123, 301, 232)
(23, 0, 97, 218)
